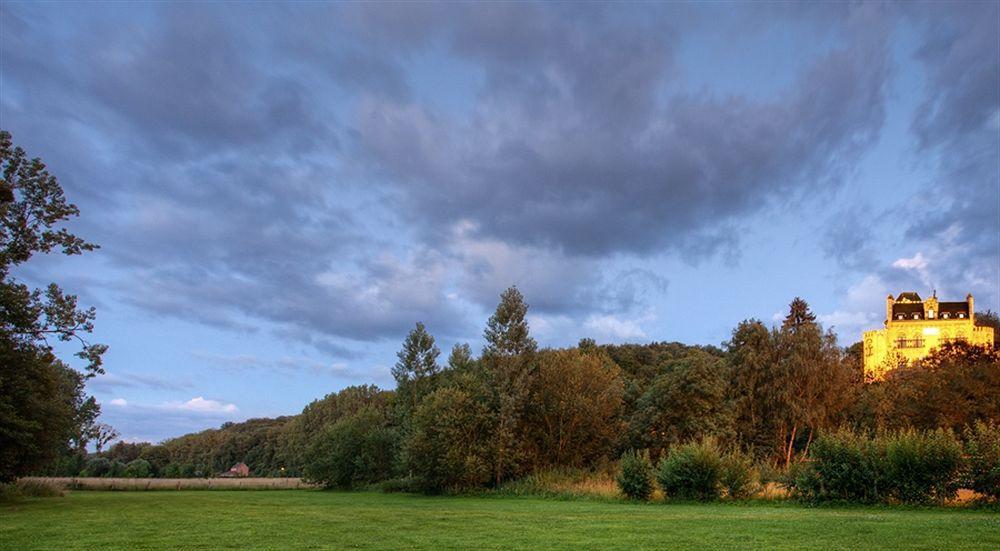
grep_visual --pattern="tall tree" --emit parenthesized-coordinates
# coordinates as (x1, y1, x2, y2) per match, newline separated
(782, 297, 817, 330)
(0, 130, 106, 481)
(392, 322, 440, 414)
(726, 319, 777, 456)
(483, 286, 537, 486)
(447, 342, 474, 372)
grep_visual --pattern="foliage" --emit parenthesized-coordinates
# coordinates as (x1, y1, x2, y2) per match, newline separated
(524, 348, 624, 468)
(790, 430, 885, 503)
(628, 351, 731, 457)
(719, 449, 758, 499)
(393, 322, 441, 414)
(0, 479, 63, 501)
(0, 336, 99, 482)
(962, 420, 1000, 500)
(791, 429, 963, 504)
(0, 131, 105, 482)
(123, 459, 152, 478)
(81, 457, 111, 478)
(617, 450, 653, 501)
(656, 439, 724, 501)
(482, 286, 537, 487)
(404, 386, 495, 493)
(301, 408, 398, 489)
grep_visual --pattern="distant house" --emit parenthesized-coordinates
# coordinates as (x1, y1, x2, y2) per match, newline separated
(219, 462, 250, 478)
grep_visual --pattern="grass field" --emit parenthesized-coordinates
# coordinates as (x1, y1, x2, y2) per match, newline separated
(2, 491, 998, 550)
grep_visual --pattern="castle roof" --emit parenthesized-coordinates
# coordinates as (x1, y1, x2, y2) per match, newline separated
(896, 292, 922, 302)
(938, 302, 970, 316)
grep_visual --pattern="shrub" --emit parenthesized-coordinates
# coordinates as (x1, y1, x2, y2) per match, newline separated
(883, 429, 962, 504)
(106, 460, 126, 478)
(719, 450, 758, 499)
(656, 439, 723, 501)
(963, 421, 1000, 501)
(792, 429, 964, 504)
(123, 459, 152, 478)
(792, 430, 885, 503)
(80, 457, 111, 478)
(14, 479, 64, 497)
(616, 450, 653, 501)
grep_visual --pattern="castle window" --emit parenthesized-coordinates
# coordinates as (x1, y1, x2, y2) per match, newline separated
(928, 309, 935, 319)
(897, 314, 905, 320)
(896, 337, 925, 349)
(942, 313, 950, 319)
(958, 313, 965, 319)
(912, 313, 920, 320)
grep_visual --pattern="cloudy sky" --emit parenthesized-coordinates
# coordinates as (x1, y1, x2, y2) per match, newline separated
(2, 2, 997, 442)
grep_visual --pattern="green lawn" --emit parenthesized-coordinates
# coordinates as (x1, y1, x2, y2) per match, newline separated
(2, 491, 998, 550)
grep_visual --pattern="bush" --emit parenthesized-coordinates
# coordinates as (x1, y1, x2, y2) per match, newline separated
(1, 479, 64, 500)
(719, 450, 758, 499)
(616, 450, 653, 501)
(792, 431, 884, 503)
(792, 429, 964, 504)
(656, 439, 723, 501)
(883, 429, 962, 504)
(123, 459, 152, 478)
(106, 460, 126, 478)
(80, 457, 111, 478)
(963, 421, 1000, 501)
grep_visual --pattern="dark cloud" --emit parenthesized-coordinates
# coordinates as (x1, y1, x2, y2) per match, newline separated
(350, 3, 890, 258)
(90, 372, 193, 392)
(10, 2, 989, 351)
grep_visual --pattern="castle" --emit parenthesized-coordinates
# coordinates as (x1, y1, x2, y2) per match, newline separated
(862, 292, 995, 380)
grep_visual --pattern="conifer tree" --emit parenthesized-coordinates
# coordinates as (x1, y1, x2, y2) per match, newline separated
(393, 322, 440, 413)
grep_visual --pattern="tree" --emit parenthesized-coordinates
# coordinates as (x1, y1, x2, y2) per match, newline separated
(726, 319, 776, 455)
(1, 130, 106, 375)
(482, 286, 537, 486)
(975, 310, 1000, 348)
(628, 350, 732, 458)
(392, 322, 440, 414)
(447, 343, 474, 372)
(302, 407, 398, 489)
(525, 348, 624, 468)
(91, 423, 119, 454)
(782, 297, 817, 330)
(0, 131, 105, 481)
(404, 386, 495, 493)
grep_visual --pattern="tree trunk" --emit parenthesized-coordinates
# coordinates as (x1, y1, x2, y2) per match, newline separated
(784, 425, 798, 467)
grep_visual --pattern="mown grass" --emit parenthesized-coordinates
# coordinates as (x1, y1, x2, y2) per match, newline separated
(1, 490, 998, 550)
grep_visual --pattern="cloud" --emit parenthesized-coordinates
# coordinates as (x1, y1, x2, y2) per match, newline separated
(191, 351, 373, 379)
(109, 398, 128, 407)
(89, 372, 193, 392)
(165, 396, 238, 414)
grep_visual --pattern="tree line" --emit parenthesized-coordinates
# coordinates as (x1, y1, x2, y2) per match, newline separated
(66, 289, 1000, 497)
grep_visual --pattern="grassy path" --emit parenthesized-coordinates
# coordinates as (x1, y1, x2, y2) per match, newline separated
(2, 491, 998, 549)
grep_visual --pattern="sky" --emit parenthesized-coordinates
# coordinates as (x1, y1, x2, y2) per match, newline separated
(1, 2, 997, 443)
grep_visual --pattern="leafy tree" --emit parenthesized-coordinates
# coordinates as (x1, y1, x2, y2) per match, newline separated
(525, 348, 624, 468)
(482, 286, 537, 486)
(123, 458, 151, 478)
(404, 386, 495, 493)
(0, 130, 105, 375)
(0, 337, 97, 481)
(628, 350, 731, 458)
(726, 320, 776, 455)
(0, 131, 105, 481)
(91, 423, 119, 454)
(302, 407, 398, 489)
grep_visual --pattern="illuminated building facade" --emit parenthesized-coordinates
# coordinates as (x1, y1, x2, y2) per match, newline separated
(862, 292, 995, 380)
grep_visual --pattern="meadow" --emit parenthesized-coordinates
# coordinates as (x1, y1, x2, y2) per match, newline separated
(2, 490, 999, 550)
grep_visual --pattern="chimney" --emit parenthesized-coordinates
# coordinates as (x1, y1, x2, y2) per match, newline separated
(886, 294, 894, 326)
(967, 294, 974, 324)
